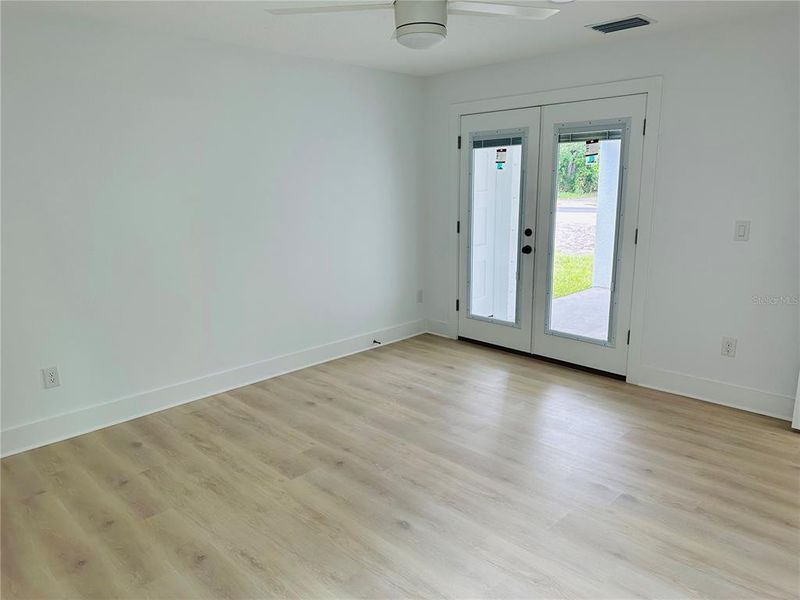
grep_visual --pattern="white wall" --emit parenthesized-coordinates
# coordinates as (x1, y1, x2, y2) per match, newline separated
(423, 9, 800, 419)
(3, 5, 798, 456)
(1, 5, 425, 453)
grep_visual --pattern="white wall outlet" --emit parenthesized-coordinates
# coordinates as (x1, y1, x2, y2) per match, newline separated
(41, 366, 60, 388)
(417, 289, 424, 304)
(721, 337, 737, 358)
(733, 220, 750, 241)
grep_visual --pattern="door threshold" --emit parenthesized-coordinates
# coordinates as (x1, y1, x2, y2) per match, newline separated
(457, 336, 626, 381)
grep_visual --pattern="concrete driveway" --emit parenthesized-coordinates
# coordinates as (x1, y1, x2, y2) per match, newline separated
(554, 197, 597, 255)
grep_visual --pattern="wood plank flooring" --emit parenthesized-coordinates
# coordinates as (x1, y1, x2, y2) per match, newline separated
(2, 334, 799, 599)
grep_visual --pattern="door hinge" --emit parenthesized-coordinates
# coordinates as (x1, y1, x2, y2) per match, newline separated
(456, 220, 460, 234)
(634, 228, 639, 245)
(642, 118, 647, 136)
(627, 330, 631, 345)
(456, 299, 460, 312)
(457, 135, 461, 149)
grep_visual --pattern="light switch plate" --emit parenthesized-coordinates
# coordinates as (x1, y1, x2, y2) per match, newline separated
(734, 220, 750, 241)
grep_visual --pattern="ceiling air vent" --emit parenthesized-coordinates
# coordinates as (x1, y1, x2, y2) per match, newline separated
(588, 15, 653, 34)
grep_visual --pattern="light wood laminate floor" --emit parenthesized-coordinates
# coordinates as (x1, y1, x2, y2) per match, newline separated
(2, 334, 799, 599)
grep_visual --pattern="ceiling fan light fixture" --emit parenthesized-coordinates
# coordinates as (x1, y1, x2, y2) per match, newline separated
(266, 0, 560, 50)
(395, 23, 447, 49)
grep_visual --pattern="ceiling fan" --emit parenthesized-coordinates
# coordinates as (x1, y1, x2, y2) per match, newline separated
(265, 1, 569, 50)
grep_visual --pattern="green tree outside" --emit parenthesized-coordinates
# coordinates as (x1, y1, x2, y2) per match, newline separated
(558, 142, 598, 197)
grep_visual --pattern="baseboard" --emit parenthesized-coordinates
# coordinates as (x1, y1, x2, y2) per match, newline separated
(0, 320, 427, 457)
(629, 365, 794, 421)
(426, 319, 456, 338)
(4, 321, 791, 457)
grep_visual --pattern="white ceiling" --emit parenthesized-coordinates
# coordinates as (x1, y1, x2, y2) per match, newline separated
(21, 1, 790, 76)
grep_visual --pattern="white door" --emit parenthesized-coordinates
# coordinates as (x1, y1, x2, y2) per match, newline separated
(458, 108, 540, 352)
(457, 96, 645, 375)
(532, 95, 646, 375)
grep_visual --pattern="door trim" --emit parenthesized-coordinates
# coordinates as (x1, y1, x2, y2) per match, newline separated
(446, 77, 663, 384)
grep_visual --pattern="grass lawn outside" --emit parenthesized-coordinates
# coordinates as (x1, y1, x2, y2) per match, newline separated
(552, 252, 593, 299)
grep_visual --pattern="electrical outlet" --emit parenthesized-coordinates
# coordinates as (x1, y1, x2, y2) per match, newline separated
(417, 289, 424, 304)
(41, 366, 60, 389)
(721, 337, 737, 358)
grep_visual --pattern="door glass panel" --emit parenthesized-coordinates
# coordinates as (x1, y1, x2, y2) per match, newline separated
(547, 131, 622, 342)
(468, 136, 524, 324)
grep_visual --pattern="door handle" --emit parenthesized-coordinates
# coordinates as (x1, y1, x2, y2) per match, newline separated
(521, 245, 532, 254)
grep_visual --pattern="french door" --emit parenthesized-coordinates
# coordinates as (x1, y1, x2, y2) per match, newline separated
(457, 108, 540, 352)
(458, 94, 646, 375)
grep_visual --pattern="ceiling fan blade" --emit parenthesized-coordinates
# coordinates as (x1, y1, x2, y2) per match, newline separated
(265, 1, 393, 16)
(447, 1, 559, 20)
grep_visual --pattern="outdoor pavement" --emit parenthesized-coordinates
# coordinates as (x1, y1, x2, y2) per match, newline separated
(549, 196, 610, 341)
(554, 197, 597, 254)
(550, 286, 611, 341)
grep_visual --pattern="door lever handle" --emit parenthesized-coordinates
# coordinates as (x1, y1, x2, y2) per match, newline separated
(521, 245, 532, 254)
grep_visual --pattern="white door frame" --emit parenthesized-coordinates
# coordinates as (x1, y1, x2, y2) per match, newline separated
(445, 77, 663, 384)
